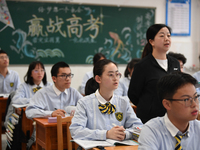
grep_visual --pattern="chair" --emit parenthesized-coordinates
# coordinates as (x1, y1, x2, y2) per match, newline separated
(57, 115, 73, 150)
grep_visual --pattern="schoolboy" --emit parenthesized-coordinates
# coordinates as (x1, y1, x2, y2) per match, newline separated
(25, 61, 83, 119)
(0, 49, 20, 94)
(138, 72, 200, 150)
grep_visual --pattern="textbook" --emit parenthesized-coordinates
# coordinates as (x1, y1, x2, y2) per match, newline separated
(73, 139, 138, 149)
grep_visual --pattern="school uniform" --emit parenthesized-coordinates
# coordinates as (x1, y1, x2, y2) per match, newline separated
(128, 53, 180, 123)
(0, 70, 21, 94)
(114, 76, 130, 96)
(12, 82, 52, 105)
(69, 90, 143, 140)
(80, 71, 93, 95)
(193, 71, 200, 83)
(25, 84, 83, 119)
(138, 114, 200, 150)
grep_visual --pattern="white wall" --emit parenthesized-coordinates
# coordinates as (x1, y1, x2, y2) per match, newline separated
(8, 0, 200, 90)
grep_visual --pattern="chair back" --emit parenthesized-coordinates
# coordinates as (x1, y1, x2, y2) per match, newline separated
(57, 115, 73, 150)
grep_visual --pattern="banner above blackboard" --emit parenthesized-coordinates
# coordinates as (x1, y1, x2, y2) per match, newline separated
(0, 1, 155, 64)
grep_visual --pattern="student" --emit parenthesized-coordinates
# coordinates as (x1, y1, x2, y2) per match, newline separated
(25, 61, 83, 119)
(70, 59, 143, 140)
(168, 51, 187, 72)
(80, 53, 106, 95)
(128, 24, 180, 123)
(138, 72, 200, 150)
(12, 61, 51, 105)
(0, 49, 21, 94)
(114, 58, 140, 96)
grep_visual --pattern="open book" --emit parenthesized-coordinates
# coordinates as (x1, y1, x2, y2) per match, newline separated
(73, 139, 138, 149)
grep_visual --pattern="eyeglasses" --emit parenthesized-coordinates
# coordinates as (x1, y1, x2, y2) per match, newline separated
(57, 73, 74, 79)
(33, 69, 45, 73)
(167, 95, 200, 107)
(108, 72, 122, 80)
(0, 56, 9, 59)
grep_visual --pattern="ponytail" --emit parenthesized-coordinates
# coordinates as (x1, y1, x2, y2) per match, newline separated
(142, 43, 153, 58)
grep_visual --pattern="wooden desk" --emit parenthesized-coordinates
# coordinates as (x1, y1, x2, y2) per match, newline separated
(15, 107, 33, 150)
(0, 97, 8, 150)
(93, 145, 138, 150)
(34, 118, 77, 150)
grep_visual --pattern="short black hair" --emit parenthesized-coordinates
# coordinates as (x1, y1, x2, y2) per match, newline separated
(0, 49, 8, 55)
(157, 72, 197, 101)
(93, 53, 106, 65)
(24, 61, 47, 85)
(51, 61, 69, 77)
(168, 52, 187, 64)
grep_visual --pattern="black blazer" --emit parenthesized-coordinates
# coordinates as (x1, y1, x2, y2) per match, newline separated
(128, 53, 180, 123)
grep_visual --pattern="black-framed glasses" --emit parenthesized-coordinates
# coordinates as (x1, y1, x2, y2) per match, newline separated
(57, 73, 74, 79)
(167, 95, 200, 107)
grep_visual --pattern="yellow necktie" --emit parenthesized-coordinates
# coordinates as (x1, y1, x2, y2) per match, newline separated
(33, 86, 42, 93)
(98, 102, 116, 114)
(175, 134, 186, 150)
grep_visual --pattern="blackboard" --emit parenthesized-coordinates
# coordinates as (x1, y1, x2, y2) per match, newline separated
(0, 1, 155, 64)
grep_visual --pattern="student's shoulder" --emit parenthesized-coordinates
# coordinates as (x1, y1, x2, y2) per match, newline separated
(78, 93, 96, 104)
(143, 117, 164, 131)
(8, 69, 19, 75)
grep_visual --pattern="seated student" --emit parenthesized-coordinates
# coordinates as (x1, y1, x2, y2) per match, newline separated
(114, 58, 140, 96)
(70, 59, 143, 140)
(80, 53, 106, 95)
(168, 52, 187, 72)
(138, 72, 200, 150)
(25, 61, 83, 119)
(12, 61, 51, 105)
(0, 49, 21, 94)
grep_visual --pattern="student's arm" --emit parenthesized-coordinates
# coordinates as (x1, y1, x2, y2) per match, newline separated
(123, 97, 143, 139)
(25, 91, 53, 119)
(12, 83, 31, 105)
(138, 124, 159, 150)
(69, 99, 107, 140)
(128, 64, 145, 106)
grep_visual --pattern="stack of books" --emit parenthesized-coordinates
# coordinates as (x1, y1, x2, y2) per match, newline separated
(132, 126, 142, 140)
(5, 113, 19, 148)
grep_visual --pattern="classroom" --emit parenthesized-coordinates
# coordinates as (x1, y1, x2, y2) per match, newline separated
(0, 0, 200, 149)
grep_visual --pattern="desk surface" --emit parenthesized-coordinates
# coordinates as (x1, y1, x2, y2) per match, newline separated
(93, 145, 138, 150)
(0, 97, 8, 150)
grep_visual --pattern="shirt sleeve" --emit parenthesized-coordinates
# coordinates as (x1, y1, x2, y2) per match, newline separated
(25, 91, 52, 119)
(69, 99, 107, 140)
(138, 124, 159, 150)
(12, 84, 31, 105)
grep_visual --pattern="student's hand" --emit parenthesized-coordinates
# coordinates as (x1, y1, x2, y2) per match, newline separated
(51, 109, 66, 117)
(106, 126, 126, 141)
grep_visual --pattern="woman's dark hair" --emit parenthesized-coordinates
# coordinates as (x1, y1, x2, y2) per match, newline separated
(24, 61, 47, 85)
(142, 24, 171, 58)
(93, 53, 106, 65)
(93, 59, 117, 78)
(124, 58, 141, 77)
(85, 78, 99, 95)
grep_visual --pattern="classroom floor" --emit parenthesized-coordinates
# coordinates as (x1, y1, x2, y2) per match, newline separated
(2, 134, 7, 150)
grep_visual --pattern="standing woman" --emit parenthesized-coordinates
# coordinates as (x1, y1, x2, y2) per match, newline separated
(12, 61, 51, 105)
(70, 59, 142, 140)
(128, 24, 180, 124)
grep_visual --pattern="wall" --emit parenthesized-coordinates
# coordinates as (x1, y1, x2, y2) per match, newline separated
(8, 0, 200, 90)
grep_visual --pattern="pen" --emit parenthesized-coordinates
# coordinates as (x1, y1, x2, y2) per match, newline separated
(112, 123, 117, 127)
(54, 108, 57, 110)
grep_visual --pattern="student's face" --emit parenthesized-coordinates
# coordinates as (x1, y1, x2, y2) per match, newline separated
(150, 27, 171, 53)
(178, 60, 184, 72)
(168, 83, 199, 124)
(31, 64, 45, 84)
(97, 63, 120, 91)
(0, 53, 9, 68)
(52, 67, 71, 92)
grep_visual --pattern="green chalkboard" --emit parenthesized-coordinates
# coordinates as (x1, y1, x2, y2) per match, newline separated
(0, 1, 155, 64)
